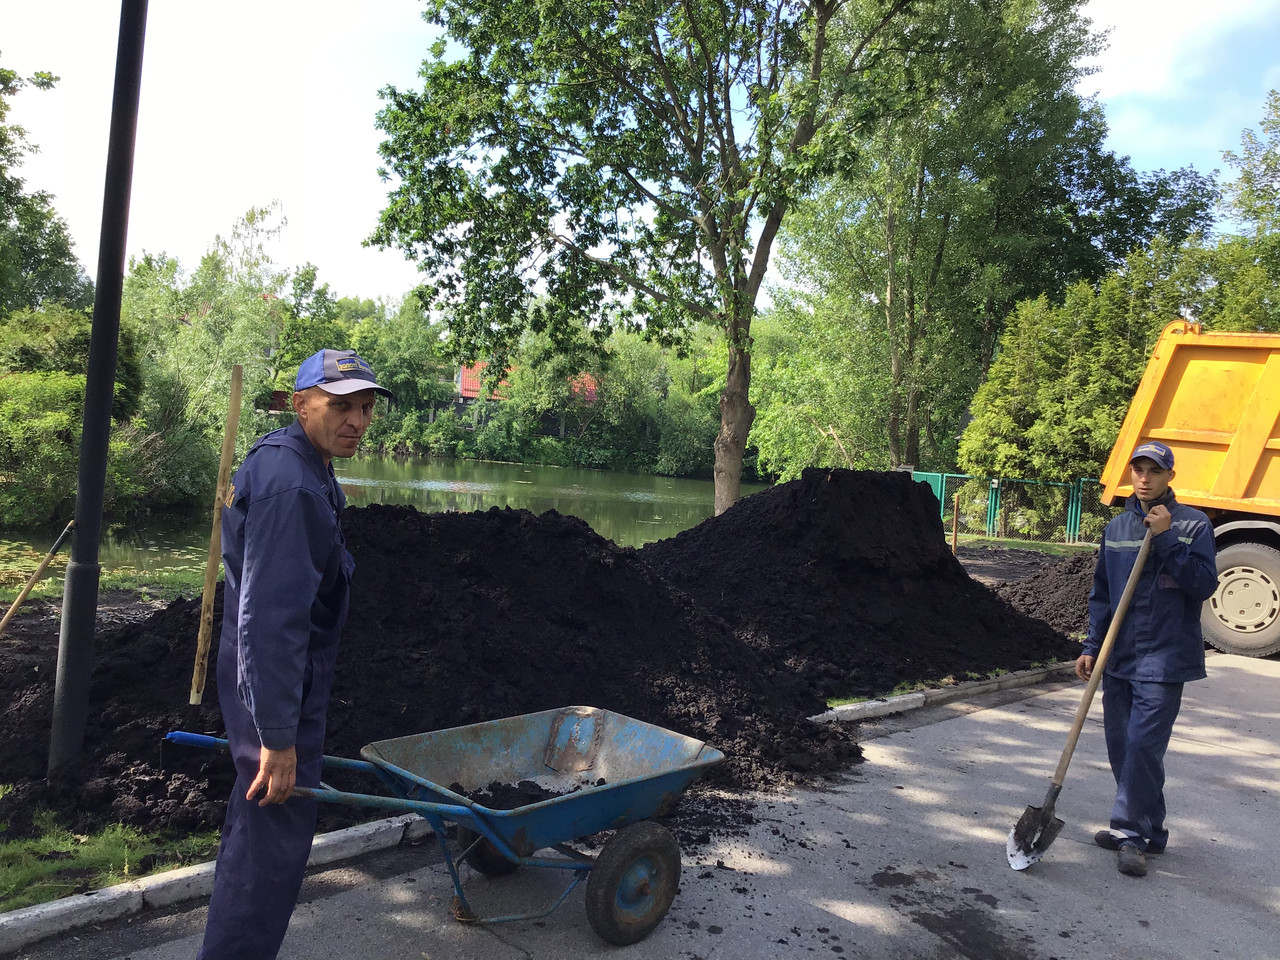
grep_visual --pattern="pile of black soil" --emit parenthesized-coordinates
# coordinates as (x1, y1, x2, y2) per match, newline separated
(995, 553, 1097, 639)
(640, 469, 1080, 698)
(0, 468, 1076, 843)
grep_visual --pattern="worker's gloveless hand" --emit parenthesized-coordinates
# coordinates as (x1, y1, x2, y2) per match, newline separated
(1075, 654, 1095, 681)
(247, 745, 297, 806)
(1144, 504, 1173, 536)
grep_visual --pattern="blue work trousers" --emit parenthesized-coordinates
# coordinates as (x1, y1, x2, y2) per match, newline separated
(1102, 673, 1184, 851)
(196, 761, 321, 959)
(197, 635, 336, 959)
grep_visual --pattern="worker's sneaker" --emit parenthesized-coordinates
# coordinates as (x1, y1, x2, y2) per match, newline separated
(1094, 830, 1165, 854)
(1117, 844, 1147, 877)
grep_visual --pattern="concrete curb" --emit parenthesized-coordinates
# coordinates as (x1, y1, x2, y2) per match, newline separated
(810, 661, 1077, 723)
(0, 814, 431, 957)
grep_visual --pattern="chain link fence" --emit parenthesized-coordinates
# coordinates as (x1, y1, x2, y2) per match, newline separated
(913, 473, 1119, 547)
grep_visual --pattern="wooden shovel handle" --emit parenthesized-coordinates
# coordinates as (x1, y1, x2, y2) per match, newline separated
(190, 365, 243, 705)
(0, 520, 75, 638)
(1051, 527, 1153, 787)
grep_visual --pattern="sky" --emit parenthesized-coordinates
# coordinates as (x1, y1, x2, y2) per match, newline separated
(3, 0, 1279, 305)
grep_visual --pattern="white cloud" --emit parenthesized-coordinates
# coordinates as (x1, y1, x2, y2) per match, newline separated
(1079, 0, 1276, 99)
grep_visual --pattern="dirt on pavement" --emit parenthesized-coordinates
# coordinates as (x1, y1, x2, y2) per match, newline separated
(0, 468, 1085, 843)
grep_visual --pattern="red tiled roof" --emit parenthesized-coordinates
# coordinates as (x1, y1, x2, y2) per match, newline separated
(457, 362, 508, 400)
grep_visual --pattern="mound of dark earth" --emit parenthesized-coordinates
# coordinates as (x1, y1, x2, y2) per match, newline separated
(640, 469, 1080, 698)
(0, 468, 1077, 842)
(995, 553, 1098, 639)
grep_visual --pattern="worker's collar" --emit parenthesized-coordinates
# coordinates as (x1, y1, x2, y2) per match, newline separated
(1132, 488, 1175, 515)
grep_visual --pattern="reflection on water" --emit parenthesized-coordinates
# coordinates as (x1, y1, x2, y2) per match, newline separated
(2, 457, 769, 576)
(336, 457, 766, 547)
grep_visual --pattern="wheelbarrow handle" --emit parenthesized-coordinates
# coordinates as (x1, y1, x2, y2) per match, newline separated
(162, 731, 378, 774)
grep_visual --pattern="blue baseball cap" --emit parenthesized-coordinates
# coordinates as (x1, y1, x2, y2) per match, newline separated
(295, 349, 393, 399)
(1130, 440, 1173, 470)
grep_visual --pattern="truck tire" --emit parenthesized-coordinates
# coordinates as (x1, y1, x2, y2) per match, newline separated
(1204, 541, 1280, 657)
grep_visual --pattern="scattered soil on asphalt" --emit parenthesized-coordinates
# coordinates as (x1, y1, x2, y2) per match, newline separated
(954, 545, 1066, 587)
(995, 553, 1097, 638)
(0, 468, 1082, 843)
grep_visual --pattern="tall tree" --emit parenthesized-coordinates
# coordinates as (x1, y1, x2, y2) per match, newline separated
(372, 0, 919, 513)
(768, 2, 1217, 473)
(0, 58, 92, 316)
(272, 262, 349, 390)
(957, 240, 1196, 481)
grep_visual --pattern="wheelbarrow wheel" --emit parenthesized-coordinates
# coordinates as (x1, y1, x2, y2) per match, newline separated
(585, 821, 681, 946)
(456, 825, 518, 877)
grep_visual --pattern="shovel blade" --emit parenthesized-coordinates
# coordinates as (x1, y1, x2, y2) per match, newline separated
(1006, 803, 1064, 870)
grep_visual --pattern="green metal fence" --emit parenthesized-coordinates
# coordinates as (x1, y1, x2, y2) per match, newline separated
(913, 472, 1115, 546)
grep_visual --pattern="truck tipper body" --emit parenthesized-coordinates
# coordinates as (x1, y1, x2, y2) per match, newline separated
(1101, 319, 1280, 656)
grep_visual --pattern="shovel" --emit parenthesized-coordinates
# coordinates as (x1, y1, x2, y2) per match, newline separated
(1006, 527, 1153, 870)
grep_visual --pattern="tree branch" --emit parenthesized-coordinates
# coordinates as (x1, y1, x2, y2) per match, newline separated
(544, 230, 717, 321)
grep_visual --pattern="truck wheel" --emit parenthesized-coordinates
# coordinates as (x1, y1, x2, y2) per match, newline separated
(1204, 542, 1280, 657)
(584, 821, 681, 945)
(456, 825, 518, 877)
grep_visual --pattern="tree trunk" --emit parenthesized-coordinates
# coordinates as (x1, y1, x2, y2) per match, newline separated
(904, 385, 920, 467)
(713, 338, 754, 515)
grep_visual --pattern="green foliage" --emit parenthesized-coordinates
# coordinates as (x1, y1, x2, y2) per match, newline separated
(0, 371, 82, 525)
(960, 90, 1280, 489)
(957, 251, 1185, 481)
(1223, 90, 1280, 235)
(351, 296, 455, 411)
(749, 295, 894, 480)
(271, 263, 350, 391)
(654, 388, 718, 477)
(0, 304, 143, 420)
(769, 0, 1218, 474)
(0, 60, 93, 317)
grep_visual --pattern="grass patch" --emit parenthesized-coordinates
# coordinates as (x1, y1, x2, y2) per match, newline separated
(824, 662, 1068, 709)
(0, 568, 203, 607)
(952, 534, 1096, 557)
(99, 568, 204, 602)
(0, 811, 219, 914)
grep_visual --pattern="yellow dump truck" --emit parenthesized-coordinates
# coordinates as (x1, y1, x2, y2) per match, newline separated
(1101, 319, 1280, 657)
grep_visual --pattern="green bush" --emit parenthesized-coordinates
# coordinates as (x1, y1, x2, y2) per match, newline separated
(654, 389, 717, 477)
(0, 371, 83, 525)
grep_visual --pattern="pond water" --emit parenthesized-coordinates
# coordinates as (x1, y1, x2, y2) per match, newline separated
(1, 457, 768, 579)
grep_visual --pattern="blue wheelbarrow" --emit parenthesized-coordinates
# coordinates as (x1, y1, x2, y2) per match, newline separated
(167, 705, 724, 945)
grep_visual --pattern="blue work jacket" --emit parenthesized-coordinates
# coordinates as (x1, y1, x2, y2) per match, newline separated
(218, 420, 353, 751)
(1085, 491, 1218, 683)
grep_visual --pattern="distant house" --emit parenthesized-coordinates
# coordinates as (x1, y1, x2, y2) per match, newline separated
(456, 362, 508, 402)
(568, 372, 598, 404)
(453, 363, 598, 435)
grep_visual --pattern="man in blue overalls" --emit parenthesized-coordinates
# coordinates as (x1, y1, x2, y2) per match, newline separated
(198, 349, 392, 959)
(1075, 440, 1217, 878)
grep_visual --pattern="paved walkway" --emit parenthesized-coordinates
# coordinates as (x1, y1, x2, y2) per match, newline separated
(7, 653, 1278, 959)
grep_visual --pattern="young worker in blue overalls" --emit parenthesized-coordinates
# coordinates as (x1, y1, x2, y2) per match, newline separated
(1075, 440, 1218, 878)
(198, 349, 393, 959)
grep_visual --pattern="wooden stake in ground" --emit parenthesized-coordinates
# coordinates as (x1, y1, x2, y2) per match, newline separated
(0, 520, 75, 639)
(190, 364, 243, 705)
(951, 492, 960, 555)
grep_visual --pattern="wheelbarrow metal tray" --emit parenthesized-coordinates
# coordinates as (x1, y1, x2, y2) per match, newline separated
(360, 705, 723, 856)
